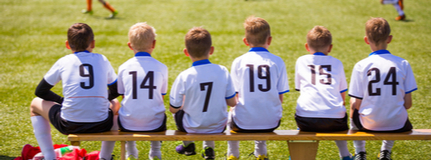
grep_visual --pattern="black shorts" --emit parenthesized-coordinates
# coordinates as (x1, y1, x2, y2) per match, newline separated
(118, 114, 167, 132)
(174, 110, 226, 133)
(49, 104, 114, 135)
(352, 109, 412, 133)
(295, 114, 349, 132)
(230, 116, 280, 133)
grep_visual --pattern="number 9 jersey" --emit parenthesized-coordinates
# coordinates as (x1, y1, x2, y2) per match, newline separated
(43, 51, 117, 123)
(348, 50, 417, 131)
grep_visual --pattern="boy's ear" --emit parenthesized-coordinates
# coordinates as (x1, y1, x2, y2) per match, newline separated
(327, 44, 333, 53)
(65, 40, 71, 50)
(243, 37, 250, 47)
(127, 42, 134, 50)
(183, 48, 190, 57)
(152, 40, 156, 49)
(267, 36, 272, 46)
(387, 35, 393, 44)
(305, 43, 310, 52)
(209, 46, 214, 56)
(364, 36, 370, 45)
(90, 40, 95, 49)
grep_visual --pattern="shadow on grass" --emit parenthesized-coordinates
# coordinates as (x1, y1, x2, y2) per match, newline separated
(0, 155, 16, 160)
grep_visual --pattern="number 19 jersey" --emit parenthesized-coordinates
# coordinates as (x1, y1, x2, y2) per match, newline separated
(349, 50, 417, 131)
(230, 47, 290, 130)
(43, 51, 117, 122)
(170, 59, 236, 134)
(117, 52, 168, 131)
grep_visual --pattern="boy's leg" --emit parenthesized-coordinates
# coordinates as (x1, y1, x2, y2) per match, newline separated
(99, 114, 119, 159)
(254, 140, 267, 157)
(392, 3, 405, 16)
(227, 141, 240, 158)
(202, 141, 215, 159)
(98, 0, 116, 13)
(126, 141, 138, 159)
(86, 0, 92, 11)
(203, 141, 215, 149)
(149, 141, 161, 159)
(30, 98, 58, 160)
(334, 140, 351, 158)
(381, 140, 395, 152)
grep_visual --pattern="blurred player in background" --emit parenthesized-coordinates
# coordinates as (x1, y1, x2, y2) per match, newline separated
(381, 0, 405, 20)
(82, 0, 118, 18)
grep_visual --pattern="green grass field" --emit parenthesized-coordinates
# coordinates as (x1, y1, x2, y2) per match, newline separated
(0, 0, 430, 159)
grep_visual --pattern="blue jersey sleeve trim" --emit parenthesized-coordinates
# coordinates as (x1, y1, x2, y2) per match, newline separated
(279, 90, 290, 94)
(108, 79, 117, 86)
(405, 88, 417, 94)
(225, 93, 236, 99)
(340, 89, 348, 93)
(348, 94, 363, 100)
(162, 93, 167, 96)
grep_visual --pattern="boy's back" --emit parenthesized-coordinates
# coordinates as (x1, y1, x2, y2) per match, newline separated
(231, 47, 289, 129)
(171, 60, 235, 133)
(45, 51, 117, 122)
(295, 54, 347, 118)
(117, 52, 168, 130)
(349, 50, 417, 130)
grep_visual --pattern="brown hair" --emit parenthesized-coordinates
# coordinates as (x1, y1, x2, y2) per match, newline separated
(128, 22, 156, 51)
(307, 26, 332, 51)
(185, 27, 212, 58)
(67, 23, 94, 51)
(244, 16, 271, 46)
(365, 17, 391, 45)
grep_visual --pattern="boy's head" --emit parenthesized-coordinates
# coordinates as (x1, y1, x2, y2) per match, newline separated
(128, 22, 157, 52)
(243, 16, 271, 47)
(365, 17, 391, 46)
(306, 26, 332, 53)
(184, 27, 212, 59)
(67, 23, 94, 52)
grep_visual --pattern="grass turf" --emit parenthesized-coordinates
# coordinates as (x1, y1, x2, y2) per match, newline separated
(0, 0, 430, 159)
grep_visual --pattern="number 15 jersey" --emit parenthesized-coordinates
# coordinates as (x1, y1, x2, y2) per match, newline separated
(349, 50, 417, 131)
(230, 47, 290, 130)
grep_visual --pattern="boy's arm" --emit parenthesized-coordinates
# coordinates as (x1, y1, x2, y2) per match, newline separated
(403, 93, 412, 109)
(341, 92, 346, 106)
(279, 94, 284, 103)
(108, 80, 120, 101)
(349, 97, 362, 118)
(226, 96, 237, 107)
(35, 78, 64, 104)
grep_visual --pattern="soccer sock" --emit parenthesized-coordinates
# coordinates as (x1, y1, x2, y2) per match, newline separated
(353, 140, 366, 154)
(99, 141, 115, 159)
(335, 140, 351, 157)
(381, 0, 398, 4)
(393, 4, 405, 16)
(149, 141, 161, 158)
(31, 116, 56, 160)
(183, 141, 193, 146)
(86, 0, 92, 11)
(126, 141, 138, 158)
(227, 141, 240, 157)
(102, 2, 116, 13)
(254, 140, 267, 157)
(381, 140, 395, 152)
(203, 141, 215, 149)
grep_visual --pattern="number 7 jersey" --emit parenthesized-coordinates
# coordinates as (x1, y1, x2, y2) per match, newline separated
(348, 50, 417, 131)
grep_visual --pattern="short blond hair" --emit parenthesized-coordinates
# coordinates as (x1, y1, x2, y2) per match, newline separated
(307, 26, 332, 51)
(185, 27, 212, 58)
(244, 16, 271, 46)
(365, 17, 390, 45)
(128, 22, 156, 51)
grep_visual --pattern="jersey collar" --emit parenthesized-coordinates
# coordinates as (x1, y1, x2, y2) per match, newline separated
(249, 47, 268, 52)
(74, 50, 90, 54)
(369, 50, 391, 56)
(313, 52, 326, 56)
(135, 52, 151, 57)
(192, 59, 211, 66)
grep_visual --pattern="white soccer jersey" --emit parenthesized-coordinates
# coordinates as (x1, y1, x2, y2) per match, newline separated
(295, 52, 348, 118)
(230, 47, 290, 130)
(117, 52, 168, 131)
(170, 59, 236, 134)
(44, 51, 117, 122)
(349, 50, 417, 131)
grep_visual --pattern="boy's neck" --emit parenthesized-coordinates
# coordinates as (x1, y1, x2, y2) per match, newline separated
(369, 45, 388, 52)
(190, 56, 209, 62)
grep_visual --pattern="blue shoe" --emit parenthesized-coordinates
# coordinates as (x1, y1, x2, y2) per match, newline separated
(341, 156, 353, 160)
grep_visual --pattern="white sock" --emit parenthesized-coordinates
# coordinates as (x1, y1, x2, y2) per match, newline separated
(31, 116, 56, 160)
(381, 140, 395, 152)
(227, 141, 240, 157)
(382, 0, 398, 4)
(335, 140, 351, 157)
(99, 141, 115, 159)
(149, 141, 161, 158)
(203, 141, 215, 149)
(183, 141, 193, 146)
(353, 140, 366, 154)
(125, 141, 138, 158)
(254, 140, 267, 157)
(393, 4, 405, 15)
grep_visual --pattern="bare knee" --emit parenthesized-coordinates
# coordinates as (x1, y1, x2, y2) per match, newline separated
(110, 99, 120, 115)
(98, 0, 106, 4)
(30, 97, 43, 116)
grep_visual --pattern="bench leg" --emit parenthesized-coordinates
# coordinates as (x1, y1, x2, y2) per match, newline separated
(287, 140, 319, 160)
(70, 141, 80, 147)
(121, 141, 126, 160)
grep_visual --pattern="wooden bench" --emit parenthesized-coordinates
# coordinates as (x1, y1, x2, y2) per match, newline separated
(68, 129, 431, 160)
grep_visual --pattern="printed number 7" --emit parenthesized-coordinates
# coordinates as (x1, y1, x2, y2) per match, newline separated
(200, 82, 213, 112)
